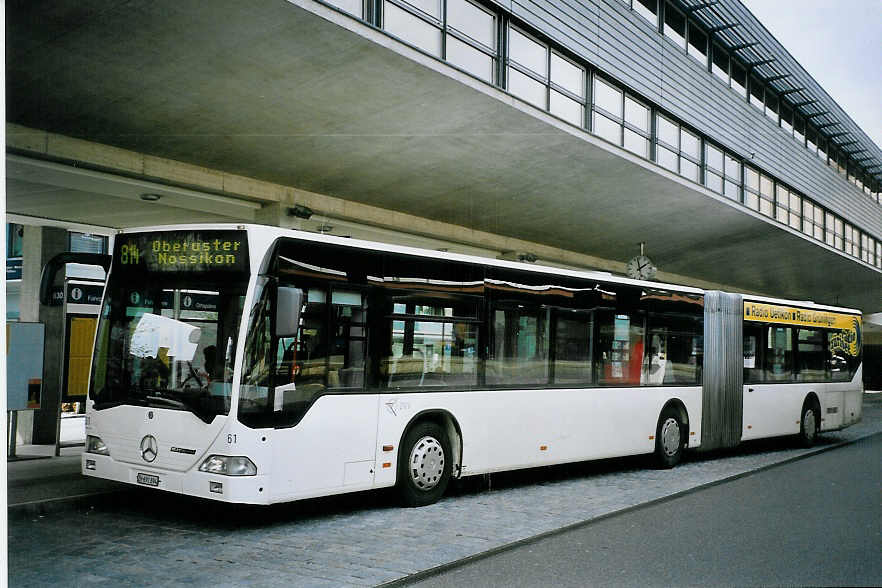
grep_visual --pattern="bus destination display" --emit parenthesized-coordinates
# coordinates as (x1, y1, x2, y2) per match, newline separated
(114, 230, 249, 274)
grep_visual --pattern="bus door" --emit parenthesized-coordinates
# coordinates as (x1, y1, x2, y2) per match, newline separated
(268, 287, 377, 497)
(742, 323, 797, 440)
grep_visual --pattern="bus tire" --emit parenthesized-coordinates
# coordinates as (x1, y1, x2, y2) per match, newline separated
(397, 421, 452, 507)
(799, 400, 820, 447)
(654, 407, 684, 468)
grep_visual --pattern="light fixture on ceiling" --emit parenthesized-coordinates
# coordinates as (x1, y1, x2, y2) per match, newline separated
(287, 204, 314, 219)
(140, 193, 162, 202)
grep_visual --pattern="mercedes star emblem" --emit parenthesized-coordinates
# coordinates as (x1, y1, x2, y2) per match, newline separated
(140, 435, 158, 463)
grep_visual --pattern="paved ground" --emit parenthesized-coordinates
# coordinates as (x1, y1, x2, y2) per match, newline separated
(406, 433, 882, 588)
(8, 395, 882, 587)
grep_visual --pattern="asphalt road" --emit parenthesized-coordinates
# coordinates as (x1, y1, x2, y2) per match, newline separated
(405, 433, 882, 588)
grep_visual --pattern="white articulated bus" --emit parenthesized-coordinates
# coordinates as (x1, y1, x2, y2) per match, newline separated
(49, 224, 862, 507)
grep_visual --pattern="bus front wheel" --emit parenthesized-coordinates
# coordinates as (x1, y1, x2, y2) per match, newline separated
(654, 408, 684, 468)
(397, 421, 452, 507)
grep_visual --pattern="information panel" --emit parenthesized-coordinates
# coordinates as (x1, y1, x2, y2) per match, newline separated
(7, 323, 45, 410)
(113, 230, 249, 275)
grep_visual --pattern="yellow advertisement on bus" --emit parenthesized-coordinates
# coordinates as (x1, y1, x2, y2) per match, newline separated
(743, 301, 861, 357)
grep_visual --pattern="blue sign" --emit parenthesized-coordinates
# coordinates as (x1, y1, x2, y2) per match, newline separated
(6, 258, 23, 280)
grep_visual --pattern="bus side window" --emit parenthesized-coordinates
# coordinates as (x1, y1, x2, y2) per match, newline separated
(743, 324, 761, 383)
(763, 326, 793, 381)
(797, 329, 826, 382)
(327, 290, 367, 390)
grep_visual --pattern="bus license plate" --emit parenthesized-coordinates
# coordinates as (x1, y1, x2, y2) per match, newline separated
(137, 473, 160, 487)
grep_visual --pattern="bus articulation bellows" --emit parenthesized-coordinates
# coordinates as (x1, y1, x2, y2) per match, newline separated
(62, 224, 862, 506)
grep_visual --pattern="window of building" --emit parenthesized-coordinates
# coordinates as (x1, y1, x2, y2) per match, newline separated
(663, 3, 686, 49)
(383, 0, 443, 56)
(764, 91, 778, 123)
(592, 76, 624, 145)
(508, 26, 548, 109)
(712, 44, 729, 83)
(793, 115, 805, 145)
(655, 113, 679, 173)
(550, 52, 586, 126)
(802, 200, 824, 242)
(69, 232, 108, 254)
(861, 233, 872, 264)
(679, 128, 701, 182)
(775, 184, 789, 225)
(509, 26, 546, 78)
(774, 186, 801, 231)
(623, 95, 651, 157)
(806, 129, 817, 154)
(817, 139, 828, 164)
(787, 191, 802, 230)
(744, 165, 760, 211)
(731, 61, 747, 98)
(843, 223, 858, 257)
(876, 241, 882, 269)
(687, 22, 707, 63)
(704, 143, 724, 193)
(507, 26, 586, 127)
(780, 106, 793, 134)
(446, 0, 497, 83)
(835, 151, 847, 176)
(724, 153, 741, 201)
(634, 0, 658, 26)
(749, 76, 764, 110)
(833, 215, 844, 250)
(653, 114, 700, 181)
(759, 172, 774, 217)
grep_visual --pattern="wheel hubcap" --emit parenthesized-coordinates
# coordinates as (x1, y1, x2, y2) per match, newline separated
(803, 409, 816, 440)
(409, 436, 445, 491)
(661, 418, 681, 457)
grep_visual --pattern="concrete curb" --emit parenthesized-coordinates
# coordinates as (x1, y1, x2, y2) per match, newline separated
(7, 487, 135, 519)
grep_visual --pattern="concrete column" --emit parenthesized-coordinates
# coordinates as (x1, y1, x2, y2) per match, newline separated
(18, 225, 68, 445)
(255, 201, 307, 230)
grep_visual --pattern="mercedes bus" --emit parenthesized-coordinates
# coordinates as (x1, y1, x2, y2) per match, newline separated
(44, 224, 862, 506)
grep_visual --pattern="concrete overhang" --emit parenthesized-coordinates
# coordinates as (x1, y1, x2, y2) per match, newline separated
(5, 0, 880, 312)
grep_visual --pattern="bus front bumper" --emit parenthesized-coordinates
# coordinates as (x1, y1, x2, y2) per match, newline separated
(82, 453, 270, 504)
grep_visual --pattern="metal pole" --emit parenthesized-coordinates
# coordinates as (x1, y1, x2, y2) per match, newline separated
(8, 411, 19, 459)
(54, 279, 68, 456)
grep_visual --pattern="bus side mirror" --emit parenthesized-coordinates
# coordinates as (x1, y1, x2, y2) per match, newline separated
(276, 287, 303, 338)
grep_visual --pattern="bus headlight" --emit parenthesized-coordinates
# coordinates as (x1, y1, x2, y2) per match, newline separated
(86, 435, 110, 455)
(198, 455, 257, 476)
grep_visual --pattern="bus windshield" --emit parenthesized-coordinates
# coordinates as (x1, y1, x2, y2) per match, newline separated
(89, 230, 250, 423)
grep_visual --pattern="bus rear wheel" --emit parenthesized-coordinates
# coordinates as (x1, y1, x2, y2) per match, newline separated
(654, 408, 684, 468)
(397, 421, 452, 507)
(799, 402, 819, 447)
